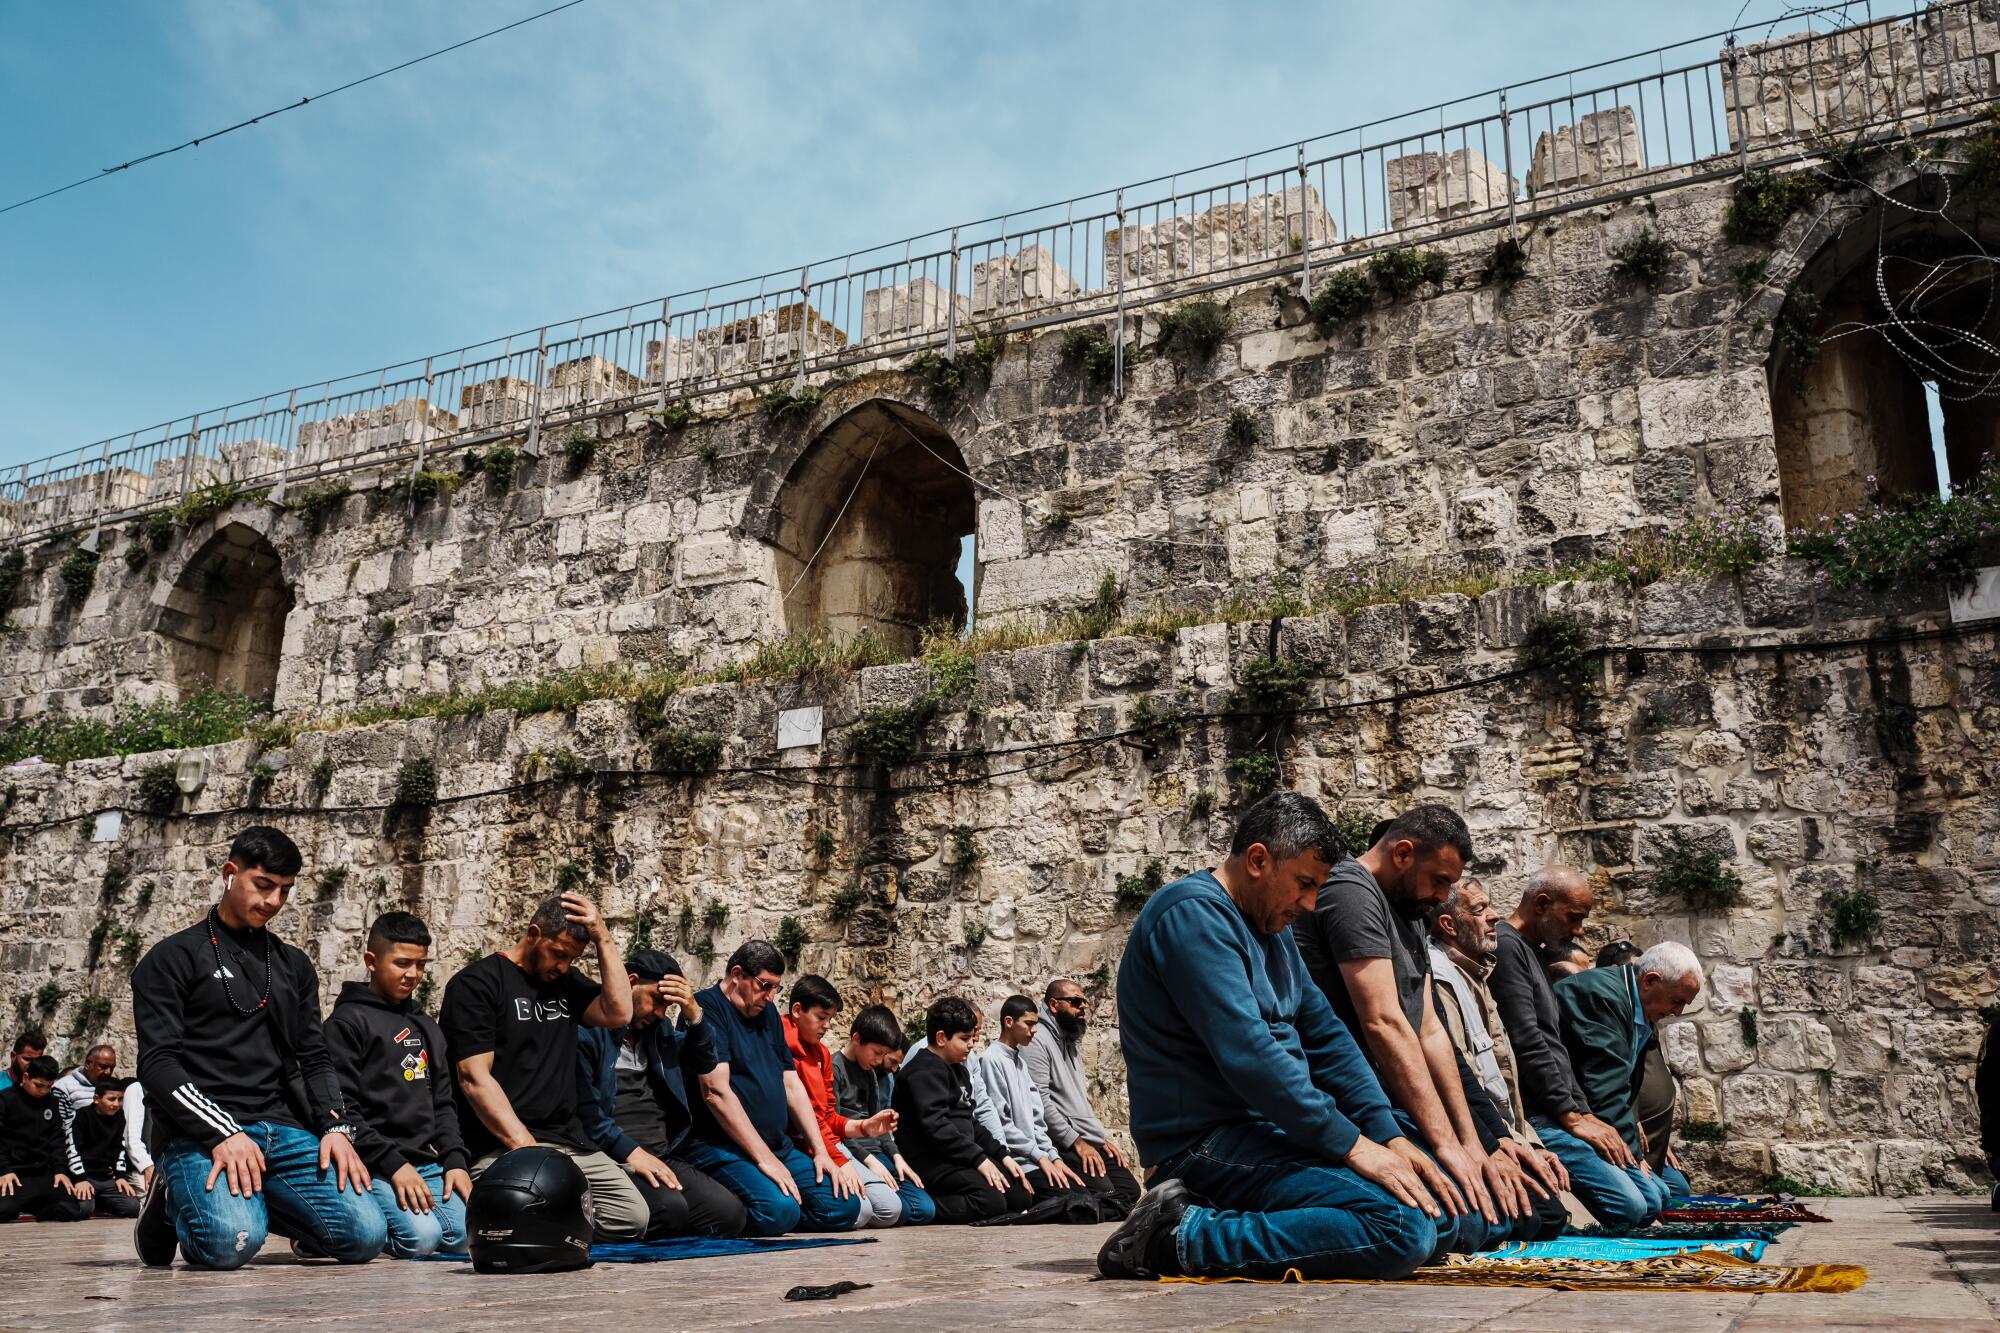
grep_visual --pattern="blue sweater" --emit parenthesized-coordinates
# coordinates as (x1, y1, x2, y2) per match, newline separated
(1119, 869, 1402, 1166)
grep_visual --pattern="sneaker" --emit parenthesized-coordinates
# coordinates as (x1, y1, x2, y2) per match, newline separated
(133, 1174, 177, 1268)
(1096, 1179, 1193, 1280)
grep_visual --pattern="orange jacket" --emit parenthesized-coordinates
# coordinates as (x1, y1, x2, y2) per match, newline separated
(782, 1016, 850, 1166)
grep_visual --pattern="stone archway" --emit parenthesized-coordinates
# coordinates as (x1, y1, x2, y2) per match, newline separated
(1770, 183, 2000, 526)
(766, 399, 976, 653)
(154, 522, 295, 701)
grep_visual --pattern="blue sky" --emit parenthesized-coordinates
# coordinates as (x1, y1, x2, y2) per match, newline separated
(2, 1, 1827, 473)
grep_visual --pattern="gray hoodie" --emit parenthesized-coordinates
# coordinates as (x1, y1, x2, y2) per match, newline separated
(1023, 1002, 1109, 1149)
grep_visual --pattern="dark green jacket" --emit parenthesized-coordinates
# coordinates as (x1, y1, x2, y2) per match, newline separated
(1553, 965, 1648, 1151)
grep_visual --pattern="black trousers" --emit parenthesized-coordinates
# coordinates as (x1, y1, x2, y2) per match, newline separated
(1058, 1145, 1141, 1211)
(1979, 1013, 2000, 1176)
(921, 1160, 1031, 1224)
(84, 1177, 143, 1219)
(627, 1153, 748, 1239)
(0, 1174, 94, 1223)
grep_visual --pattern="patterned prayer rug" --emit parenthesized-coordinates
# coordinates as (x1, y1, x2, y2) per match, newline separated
(1485, 1235, 1771, 1262)
(1165, 1249, 1865, 1293)
(1572, 1221, 1793, 1242)
(1660, 1203, 1833, 1223)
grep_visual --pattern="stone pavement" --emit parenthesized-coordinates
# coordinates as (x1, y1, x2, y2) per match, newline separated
(0, 1196, 1995, 1331)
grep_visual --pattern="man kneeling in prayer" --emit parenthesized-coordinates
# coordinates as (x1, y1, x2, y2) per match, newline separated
(1552, 941, 1702, 1222)
(1098, 792, 1451, 1280)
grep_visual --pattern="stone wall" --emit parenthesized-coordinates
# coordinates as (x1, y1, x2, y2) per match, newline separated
(2, 564, 1992, 1195)
(1, 170, 1791, 719)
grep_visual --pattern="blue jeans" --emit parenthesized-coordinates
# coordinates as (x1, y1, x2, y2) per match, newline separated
(366, 1162, 467, 1258)
(160, 1123, 387, 1270)
(1531, 1117, 1665, 1228)
(1159, 1120, 1436, 1280)
(1387, 1109, 1502, 1259)
(1660, 1163, 1693, 1201)
(677, 1138, 862, 1236)
(848, 1155, 937, 1227)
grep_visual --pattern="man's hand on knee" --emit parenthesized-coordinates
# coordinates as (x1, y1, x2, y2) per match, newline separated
(320, 1130, 371, 1194)
(1347, 1136, 1443, 1218)
(206, 1132, 267, 1197)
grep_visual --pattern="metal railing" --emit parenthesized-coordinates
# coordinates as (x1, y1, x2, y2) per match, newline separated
(10, 0, 1997, 548)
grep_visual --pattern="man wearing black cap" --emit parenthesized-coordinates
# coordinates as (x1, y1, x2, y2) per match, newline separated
(575, 949, 746, 1238)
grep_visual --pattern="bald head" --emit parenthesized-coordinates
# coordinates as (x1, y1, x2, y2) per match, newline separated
(1513, 865, 1594, 950)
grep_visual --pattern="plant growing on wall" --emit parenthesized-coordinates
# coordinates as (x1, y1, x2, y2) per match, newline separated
(117, 929, 142, 967)
(1154, 299, 1231, 365)
(137, 762, 180, 813)
(1307, 268, 1376, 332)
(1333, 807, 1381, 858)
(776, 915, 808, 966)
(1610, 228, 1671, 285)
(1231, 749, 1281, 799)
(1723, 168, 1823, 245)
(249, 760, 276, 805)
(1058, 325, 1120, 389)
(629, 909, 655, 953)
(318, 866, 351, 899)
(1739, 1007, 1758, 1047)
(910, 350, 967, 408)
(1518, 612, 1596, 697)
(827, 883, 866, 924)
(1681, 1120, 1727, 1143)
(961, 919, 988, 952)
(554, 860, 587, 894)
(123, 539, 150, 574)
(651, 400, 696, 431)
(702, 900, 730, 935)
(394, 757, 439, 807)
(563, 429, 597, 475)
(390, 470, 459, 506)
(1652, 829, 1743, 910)
(950, 825, 981, 871)
(1368, 247, 1448, 298)
(311, 755, 336, 792)
(1226, 407, 1259, 448)
(759, 383, 825, 425)
(1484, 236, 1529, 292)
(144, 511, 177, 552)
(58, 548, 99, 610)
(1114, 860, 1166, 910)
(34, 982, 61, 1016)
(1786, 461, 2000, 593)
(850, 701, 936, 769)
(88, 919, 113, 966)
(471, 445, 519, 493)
(69, 995, 113, 1038)
(1237, 655, 1311, 712)
(287, 481, 352, 536)
(1826, 886, 1881, 946)
(0, 548, 25, 623)
(811, 827, 837, 861)
(652, 728, 723, 774)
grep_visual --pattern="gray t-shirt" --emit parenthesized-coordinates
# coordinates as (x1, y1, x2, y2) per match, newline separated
(1292, 857, 1431, 1058)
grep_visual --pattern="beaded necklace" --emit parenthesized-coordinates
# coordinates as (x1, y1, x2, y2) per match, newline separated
(206, 907, 274, 1016)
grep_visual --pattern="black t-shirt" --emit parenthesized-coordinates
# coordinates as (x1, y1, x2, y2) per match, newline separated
(1292, 857, 1431, 1059)
(687, 984, 793, 1152)
(440, 953, 602, 1158)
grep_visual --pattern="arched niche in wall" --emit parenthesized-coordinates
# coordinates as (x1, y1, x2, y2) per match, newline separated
(769, 399, 976, 654)
(1771, 186, 2000, 527)
(154, 522, 295, 702)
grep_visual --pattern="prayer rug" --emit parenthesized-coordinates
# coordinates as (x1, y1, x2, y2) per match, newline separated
(1486, 1235, 1770, 1262)
(1164, 1250, 1865, 1293)
(1661, 1203, 1832, 1223)
(1572, 1221, 1792, 1242)
(423, 1236, 874, 1265)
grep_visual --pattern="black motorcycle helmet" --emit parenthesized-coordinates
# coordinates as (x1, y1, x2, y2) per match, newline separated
(467, 1147, 594, 1274)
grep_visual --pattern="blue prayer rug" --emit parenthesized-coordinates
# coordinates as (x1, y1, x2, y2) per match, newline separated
(422, 1236, 875, 1264)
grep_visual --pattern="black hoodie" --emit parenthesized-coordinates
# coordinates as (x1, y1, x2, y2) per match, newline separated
(324, 981, 467, 1176)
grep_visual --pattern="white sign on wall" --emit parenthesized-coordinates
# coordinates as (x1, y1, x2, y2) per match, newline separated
(777, 707, 824, 750)
(1949, 566, 2000, 625)
(91, 811, 123, 843)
